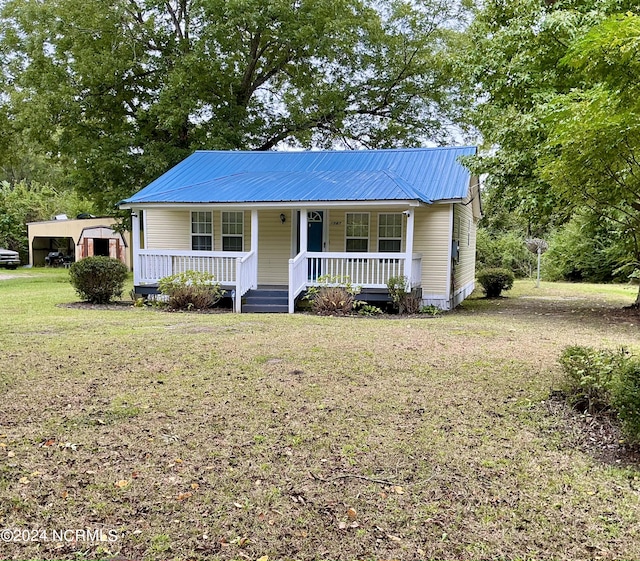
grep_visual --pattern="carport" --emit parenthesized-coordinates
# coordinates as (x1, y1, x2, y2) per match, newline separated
(27, 217, 131, 268)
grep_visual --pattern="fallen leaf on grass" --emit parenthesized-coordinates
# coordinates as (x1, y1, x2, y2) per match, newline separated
(387, 534, 402, 542)
(257, 556, 269, 561)
(347, 507, 357, 520)
(0, 443, 6, 448)
(18, 477, 30, 484)
(114, 479, 130, 488)
(391, 485, 404, 494)
(190, 483, 199, 490)
(177, 492, 193, 501)
(7, 451, 15, 458)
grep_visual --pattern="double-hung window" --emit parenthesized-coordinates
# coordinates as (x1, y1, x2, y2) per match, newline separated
(345, 213, 369, 252)
(191, 211, 212, 251)
(222, 211, 243, 251)
(378, 213, 402, 252)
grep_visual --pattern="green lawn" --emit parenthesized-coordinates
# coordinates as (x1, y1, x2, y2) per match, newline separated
(1, 269, 639, 560)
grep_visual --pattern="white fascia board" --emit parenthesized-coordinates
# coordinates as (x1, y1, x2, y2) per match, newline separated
(120, 199, 423, 210)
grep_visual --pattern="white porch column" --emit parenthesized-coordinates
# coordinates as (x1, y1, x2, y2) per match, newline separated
(131, 209, 141, 286)
(251, 209, 258, 290)
(299, 208, 308, 253)
(251, 209, 259, 253)
(404, 209, 415, 290)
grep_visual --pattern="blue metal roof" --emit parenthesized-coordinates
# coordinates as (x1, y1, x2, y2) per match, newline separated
(120, 147, 477, 205)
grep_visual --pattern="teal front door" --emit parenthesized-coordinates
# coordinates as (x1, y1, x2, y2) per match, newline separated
(307, 211, 323, 252)
(307, 211, 323, 280)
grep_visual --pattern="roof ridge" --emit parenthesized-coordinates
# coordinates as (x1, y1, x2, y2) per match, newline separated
(192, 146, 476, 155)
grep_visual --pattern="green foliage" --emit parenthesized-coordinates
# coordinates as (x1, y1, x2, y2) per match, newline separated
(355, 302, 383, 316)
(0, 0, 471, 210)
(419, 304, 441, 317)
(462, 3, 640, 302)
(305, 275, 361, 316)
(476, 228, 535, 278)
(559, 345, 640, 443)
(611, 359, 640, 443)
(386, 275, 421, 314)
(542, 212, 628, 283)
(559, 346, 625, 415)
(0, 180, 95, 263)
(157, 270, 223, 310)
(476, 268, 514, 298)
(68, 256, 128, 304)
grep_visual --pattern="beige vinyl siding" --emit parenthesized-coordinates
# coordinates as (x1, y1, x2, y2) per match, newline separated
(413, 204, 451, 296)
(257, 209, 291, 285)
(145, 209, 253, 252)
(145, 209, 191, 250)
(326, 209, 406, 252)
(453, 202, 476, 290)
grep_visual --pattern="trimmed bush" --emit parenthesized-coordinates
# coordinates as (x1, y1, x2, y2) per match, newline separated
(158, 270, 224, 310)
(476, 267, 515, 298)
(69, 256, 129, 304)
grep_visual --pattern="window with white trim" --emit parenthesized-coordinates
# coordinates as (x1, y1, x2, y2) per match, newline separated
(345, 213, 369, 252)
(191, 211, 212, 251)
(378, 213, 402, 252)
(222, 211, 243, 251)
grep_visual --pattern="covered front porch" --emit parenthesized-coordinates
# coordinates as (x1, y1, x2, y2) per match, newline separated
(131, 207, 423, 313)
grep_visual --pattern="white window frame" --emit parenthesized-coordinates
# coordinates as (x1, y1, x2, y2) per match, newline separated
(191, 211, 212, 251)
(221, 211, 244, 252)
(345, 212, 370, 252)
(377, 213, 403, 253)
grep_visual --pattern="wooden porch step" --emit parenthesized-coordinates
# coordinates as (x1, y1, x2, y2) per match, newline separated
(242, 289, 289, 313)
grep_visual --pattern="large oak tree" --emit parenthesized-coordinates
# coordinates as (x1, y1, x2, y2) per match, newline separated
(0, 0, 469, 209)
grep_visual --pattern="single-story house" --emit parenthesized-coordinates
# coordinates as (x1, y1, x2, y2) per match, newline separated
(118, 147, 481, 313)
(27, 216, 131, 268)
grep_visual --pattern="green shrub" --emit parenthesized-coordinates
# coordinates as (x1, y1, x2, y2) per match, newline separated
(476, 267, 515, 298)
(387, 276, 422, 314)
(355, 302, 383, 316)
(305, 275, 361, 315)
(69, 256, 128, 304)
(476, 229, 535, 278)
(158, 270, 224, 310)
(419, 304, 441, 316)
(611, 358, 640, 443)
(559, 346, 625, 414)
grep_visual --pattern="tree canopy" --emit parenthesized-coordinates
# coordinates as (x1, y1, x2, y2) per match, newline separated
(463, 0, 640, 296)
(0, 0, 470, 210)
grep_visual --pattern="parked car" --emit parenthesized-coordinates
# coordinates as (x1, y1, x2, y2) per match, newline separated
(0, 248, 20, 269)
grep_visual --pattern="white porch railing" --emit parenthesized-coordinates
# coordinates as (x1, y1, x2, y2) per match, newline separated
(288, 251, 423, 313)
(288, 251, 309, 313)
(136, 250, 254, 311)
(235, 251, 258, 312)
